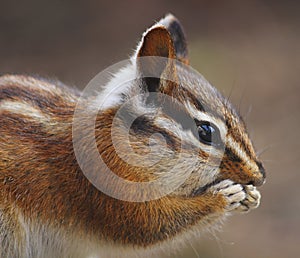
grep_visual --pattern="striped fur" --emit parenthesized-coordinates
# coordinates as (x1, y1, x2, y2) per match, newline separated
(0, 14, 265, 258)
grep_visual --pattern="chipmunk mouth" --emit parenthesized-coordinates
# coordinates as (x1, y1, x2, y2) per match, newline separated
(191, 178, 224, 197)
(191, 179, 254, 197)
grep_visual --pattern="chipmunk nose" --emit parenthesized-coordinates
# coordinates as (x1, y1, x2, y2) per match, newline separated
(251, 162, 266, 186)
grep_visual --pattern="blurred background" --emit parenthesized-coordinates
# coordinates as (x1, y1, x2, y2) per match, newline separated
(1, 0, 299, 257)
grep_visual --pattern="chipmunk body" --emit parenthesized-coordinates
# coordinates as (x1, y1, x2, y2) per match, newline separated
(0, 14, 265, 258)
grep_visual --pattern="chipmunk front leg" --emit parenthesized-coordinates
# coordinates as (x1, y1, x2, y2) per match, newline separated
(209, 180, 261, 214)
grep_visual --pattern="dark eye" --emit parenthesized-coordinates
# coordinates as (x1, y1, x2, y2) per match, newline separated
(197, 121, 222, 146)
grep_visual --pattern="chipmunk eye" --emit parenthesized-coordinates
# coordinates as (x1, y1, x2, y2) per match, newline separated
(197, 121, 221, 146)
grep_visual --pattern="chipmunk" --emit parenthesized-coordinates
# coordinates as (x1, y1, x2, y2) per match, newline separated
(0, 14, 265, 258)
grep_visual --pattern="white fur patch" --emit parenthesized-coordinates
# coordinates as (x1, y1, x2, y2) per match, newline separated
(13, 209, 225, 258)
(94, 64, 138, 110)
(0, 100, 50, 123)
(15, 211, 104, 258)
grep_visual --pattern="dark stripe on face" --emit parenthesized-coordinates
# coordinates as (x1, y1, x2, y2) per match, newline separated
(233, 132, 255, 160)
(132, 92, 199, 144)
(130, 115, 181, 151)
(225, 113, 256, 161)
(180, 88, 205, 112)
(160, 96, 198, 134)
(178, 87, 227, 124)
(224, 147, 242, 163)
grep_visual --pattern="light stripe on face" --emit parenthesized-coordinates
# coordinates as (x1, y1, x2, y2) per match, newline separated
(226, 136, 259, 171)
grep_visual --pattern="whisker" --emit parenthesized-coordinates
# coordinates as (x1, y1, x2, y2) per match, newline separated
(225, 81, 236, 108)
(209, 229, 227, 258)
(189, 241, 200, 258)
(259, 159, 276, 164)
(256, 145, 273, 158)
(243, 104, 252, 122)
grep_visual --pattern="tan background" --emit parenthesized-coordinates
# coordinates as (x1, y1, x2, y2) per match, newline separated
(1, 1, 299, 257)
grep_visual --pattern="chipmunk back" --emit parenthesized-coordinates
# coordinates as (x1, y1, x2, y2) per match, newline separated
(0, 14, 265, 258)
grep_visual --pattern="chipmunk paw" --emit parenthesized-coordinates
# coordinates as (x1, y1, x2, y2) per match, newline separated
(210, 180, 246, 212)
(211, 181, 261, 213)
(235, 184, 261, 213)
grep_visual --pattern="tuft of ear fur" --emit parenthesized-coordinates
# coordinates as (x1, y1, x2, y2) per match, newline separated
(97, 14, 189, 109)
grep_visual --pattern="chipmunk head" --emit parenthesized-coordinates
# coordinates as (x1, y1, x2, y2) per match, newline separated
(89, 14, 265, 202)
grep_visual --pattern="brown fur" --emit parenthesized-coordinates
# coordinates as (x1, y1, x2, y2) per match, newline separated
(0, 76, 226, 246)
(0, 76, 262, 245)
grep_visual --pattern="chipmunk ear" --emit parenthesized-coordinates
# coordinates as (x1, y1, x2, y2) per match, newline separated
(135, 14, 189, 93)
(135, 14, 189, 64)
(159, 13, 189, 65)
